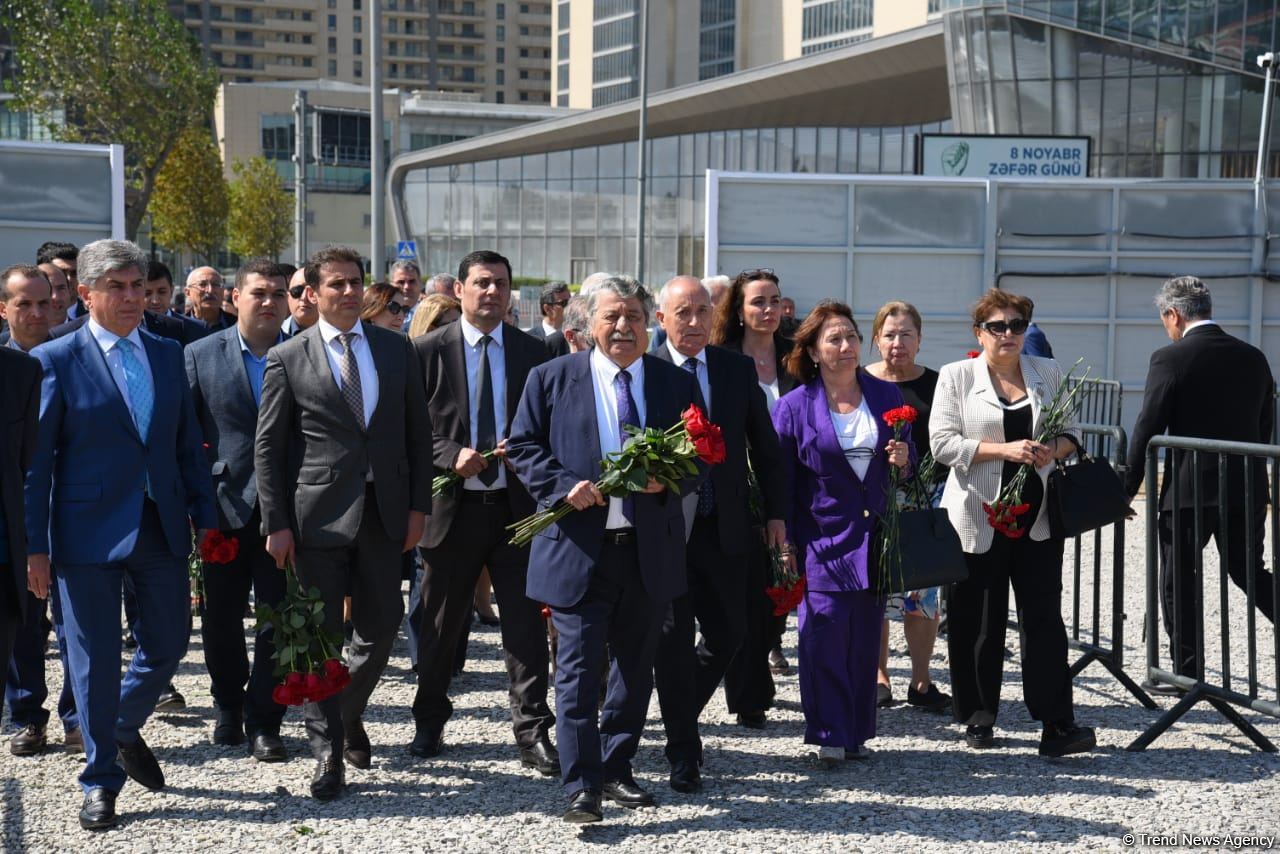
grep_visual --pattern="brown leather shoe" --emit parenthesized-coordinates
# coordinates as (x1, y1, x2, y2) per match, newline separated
(63, 727, 84, 754)
(10, 723, 47, 756)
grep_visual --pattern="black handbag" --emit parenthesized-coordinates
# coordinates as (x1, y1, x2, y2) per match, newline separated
(871, 507, 968, 595)
(1047, 445, 1130, 539)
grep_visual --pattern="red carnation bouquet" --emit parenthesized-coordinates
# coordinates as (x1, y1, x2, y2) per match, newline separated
(875, 405, 917, 591)
(507, 403, 726, 547)
(188, 529, 239, 609)
(255, 563, 351, 706)
(983, 358, 1087, 538)
(765, 544, 804, 616)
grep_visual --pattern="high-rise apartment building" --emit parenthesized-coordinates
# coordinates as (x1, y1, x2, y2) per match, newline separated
(170, 1, 553, 104)
(553, 0, 942, 108)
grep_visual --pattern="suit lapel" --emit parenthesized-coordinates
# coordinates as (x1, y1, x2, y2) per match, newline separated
(439, 322, 470, 438)
(1020, 356, 1048, 434)
(221, 328, 256, 407)
(569, 352, 603, 464)
(365, 327, 396, 432)
(969, 356, 1003, 410)
(504, 333, 529, 432)
(70, 325, 141, 443)
(805, 379, 847, 473)
(302, 326, 364, 433)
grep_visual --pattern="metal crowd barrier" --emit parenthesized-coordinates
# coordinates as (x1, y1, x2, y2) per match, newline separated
(1063, 424, 1156, 708)
(1067, 377, 1123, 451)
(1128, 435, 1280, 752)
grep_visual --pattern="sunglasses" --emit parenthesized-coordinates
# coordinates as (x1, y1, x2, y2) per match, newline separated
(289, 285, 307, 299)
(739, 267, 776, 280)
(976, 318, 1029, 336)
(383, 301, 405, 316)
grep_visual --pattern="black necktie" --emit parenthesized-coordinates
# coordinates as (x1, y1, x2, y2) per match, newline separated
(683, 358, 716, 517)
(476, 334, 498, 486)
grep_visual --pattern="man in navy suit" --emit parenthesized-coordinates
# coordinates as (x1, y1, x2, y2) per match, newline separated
(507, 275, 704, 824)
(185, 259, 291, 761)
(24, 240, 217, 831)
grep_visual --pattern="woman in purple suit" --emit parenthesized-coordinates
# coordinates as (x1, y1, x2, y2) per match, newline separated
(772, 301, 911, 766)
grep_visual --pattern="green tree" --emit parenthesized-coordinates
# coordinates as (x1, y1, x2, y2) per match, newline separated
(150, 126, 229, 263)
(2, 0, 219, 239)
(227, 156, 294, 261)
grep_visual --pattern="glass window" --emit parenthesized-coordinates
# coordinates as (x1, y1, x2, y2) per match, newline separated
(1128, 74, 1156, 154)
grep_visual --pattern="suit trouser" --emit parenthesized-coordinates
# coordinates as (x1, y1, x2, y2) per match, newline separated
(294, 486, 404, 761)
(798, 588, 883, 748)
(6, 582, 77, 732)
(58, 500, 190, 793)
(199, 513, 287, 737)
(722, 531, 776, 715)
(552, 539, 664, 797)
(947, 534, 1073, 728)
(655, 513, 748, 764)
(1158, 504, 1276, 677)
(405, 555, 472, 675)
(0, 567, 18, 705)
(412, 497, 553, 748)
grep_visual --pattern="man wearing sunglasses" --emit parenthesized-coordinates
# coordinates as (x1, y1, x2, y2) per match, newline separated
(282, 267, 318, 337)
(528, 281, 572, 358)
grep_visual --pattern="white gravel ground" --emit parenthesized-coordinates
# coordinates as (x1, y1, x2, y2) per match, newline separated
(3, 498, 1279, 853)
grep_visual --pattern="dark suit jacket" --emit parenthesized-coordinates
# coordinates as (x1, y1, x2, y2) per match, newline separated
(186, 326, 288, 531)
(51, 310, 192, 347)
(652, 343, 785, 552)
(528, 322, 571, 359)
(1124, 323, 1274, 509)
(168, 310, 212, 345)
(1, 348, 40, 616)
(254, 322, 433, 548)
(507, 351, 705, 609)
(415, 321, 547, 549)
(24, 325, 217, 564)
(1022, 322, 1054, 358)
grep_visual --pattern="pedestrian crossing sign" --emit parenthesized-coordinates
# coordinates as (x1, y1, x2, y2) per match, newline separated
(396, 240, 417, 260)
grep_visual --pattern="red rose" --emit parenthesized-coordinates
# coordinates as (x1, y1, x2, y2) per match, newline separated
(271, 684, 292, 706)
(692, 428, 727, 465)
(682, 404, 711, 439)
(322, 658, 345, 679)
(303, 672, 325, 701)
(200, 531, 240, 564)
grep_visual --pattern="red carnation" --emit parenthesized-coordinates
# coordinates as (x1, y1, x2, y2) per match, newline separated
(540, 605, 552, 619)
(967, 350, 981, 359)
(881, 405, 918, 428)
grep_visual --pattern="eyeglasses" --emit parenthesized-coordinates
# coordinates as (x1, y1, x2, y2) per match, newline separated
(289, 285, 307, 299)
(976, 318, 1029, 336)
(188, 280, 222, 291)
(384, 301, 405, 316)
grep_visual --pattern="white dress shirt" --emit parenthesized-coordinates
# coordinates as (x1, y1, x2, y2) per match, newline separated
(87, 318, 154, 424)
(316, 317, 379, 427)
(831, 400, 878, 480)
(1183, 319, 1217, 334)
(460, 317, 508, 490)
(590, 347, 647, 530)
(666, 339, 711, 418)
(541, 319, 558, 338)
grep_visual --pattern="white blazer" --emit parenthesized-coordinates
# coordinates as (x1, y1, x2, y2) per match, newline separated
(930, 354, 1076, 554)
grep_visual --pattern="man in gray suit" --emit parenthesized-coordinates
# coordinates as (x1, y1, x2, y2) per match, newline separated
(254, 245, 433, 801)
(186, 259, 291, 762)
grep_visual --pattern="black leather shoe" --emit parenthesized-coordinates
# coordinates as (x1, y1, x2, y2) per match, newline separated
(562, 789, 602, 824)
(1039, 722, 1097, 758)
(212, 710, 245, 746)
(907, 684, 951, 713)
(10, 723, 47, 756)
(408, 728, 442, 759)
(249, 732, 288, 763)
(736, 711, 767, 729)
(669, 758, 702, 793)
(474, 607, 501, 627)
(79, 788, 118, 831)
(603, 778, 655, 808)
(118, 735, 165, 790)
(964, 725, 996, 750)
(519, 735, 561, 776)
(310, 757, 345, 801)
(344, 719, 371, 769)
(154, 684, 186, 712)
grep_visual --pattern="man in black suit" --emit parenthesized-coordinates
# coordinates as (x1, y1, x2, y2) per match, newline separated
(407, 250, 557, 774)
(36, 241, 82, 319)
(1125, 276, 1276, 686)
(145, 261, 211, 344)
(186, 260, 291, 762)
(255, 245, 433, 801)
(0, 347, 41, 740)
(506, 275, 705, 823)
(526, 281, 571, 358)
(651, 276, 785, 793)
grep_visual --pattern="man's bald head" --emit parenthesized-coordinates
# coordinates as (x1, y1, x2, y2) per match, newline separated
(185, 265, 225, 323)
(656, 275, 714, 359)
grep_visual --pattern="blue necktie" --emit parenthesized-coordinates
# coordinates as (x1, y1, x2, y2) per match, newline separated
(682, 358, 717, 517)
(613, 370, 639, 524)
(117, 339, 153, 441)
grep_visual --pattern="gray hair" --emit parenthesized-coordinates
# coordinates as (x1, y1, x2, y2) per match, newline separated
(701, 274, 730, 291)
(586, 275, 653, 323)
(539, 280, 571, 306)
(1155, 275, 1212, 321)
(390, 259, 422, 278)
(427, 272, 456, 295)
(78, 239, 148, 288)
(579, 271, 614, 298)
(657, 275, 711, 312)
(562, 294, 589, 333)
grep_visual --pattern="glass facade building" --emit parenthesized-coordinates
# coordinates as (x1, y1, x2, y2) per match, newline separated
(401, 121, 951, 282)
(943, 0, 1280, 176)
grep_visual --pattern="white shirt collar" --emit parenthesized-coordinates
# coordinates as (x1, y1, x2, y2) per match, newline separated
(87, 316, 144, 354)
(591, 345, 643, 385)
(317, 316, 366, 345)
(460, 316, 504, 348)
(665, 339, 706, 368)
(1183, 319, 1217, 333)
(541, 319, 558, 336)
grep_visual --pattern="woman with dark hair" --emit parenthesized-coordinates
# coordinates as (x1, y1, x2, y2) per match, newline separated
(361, 282, 409, 333)
(931, 289, 1094, 756)
(773, 300, 911, 765)
(714, 268, 798, 728)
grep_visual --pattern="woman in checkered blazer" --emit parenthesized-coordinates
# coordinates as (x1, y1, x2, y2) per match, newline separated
(930, 289, 1096, 759)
